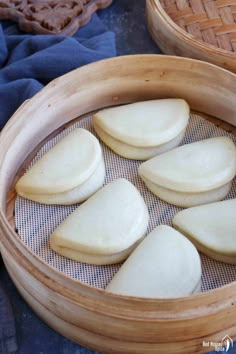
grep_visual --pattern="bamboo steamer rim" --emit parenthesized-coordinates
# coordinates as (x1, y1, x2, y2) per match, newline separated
(147, 0, 236, 58)
(0, 54, 236, 323)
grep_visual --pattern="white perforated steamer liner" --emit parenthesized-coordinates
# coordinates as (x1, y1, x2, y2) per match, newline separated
(15, 113, 236, 291)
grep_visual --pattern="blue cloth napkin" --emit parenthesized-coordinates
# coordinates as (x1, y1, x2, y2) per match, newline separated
(0, 14, 116, 129)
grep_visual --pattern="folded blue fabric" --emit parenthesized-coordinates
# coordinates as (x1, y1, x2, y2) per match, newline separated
(0, 14, 116, 129)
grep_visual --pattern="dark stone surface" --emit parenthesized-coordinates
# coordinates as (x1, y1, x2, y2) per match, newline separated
(0, 1, 235, 353)
(98, 0, 161, 55)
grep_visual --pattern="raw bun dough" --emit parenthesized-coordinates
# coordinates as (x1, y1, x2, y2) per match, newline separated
(139, 137, 236, 193)
(16, 128, 103, 195)
(18, 159, 105, 205)
(50, 178, 149, 265)
(52, 237, 142, 265)
(143, 177, 232, 208)
(173, 199, 236, 264)
(94, 122, 186, 160)
(106, 225, 202, 298)
(93, 99, 189, 159)
(15, 128, 105, 205)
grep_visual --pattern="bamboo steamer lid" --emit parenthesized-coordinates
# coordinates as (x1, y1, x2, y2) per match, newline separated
(0, 55, 236, 353)
(146, 0, 236, 72)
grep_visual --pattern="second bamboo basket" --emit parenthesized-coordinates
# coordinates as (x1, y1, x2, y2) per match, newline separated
(146, 0, 236, 72)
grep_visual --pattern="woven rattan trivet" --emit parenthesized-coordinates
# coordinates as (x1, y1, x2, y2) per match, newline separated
(14, 112, 236, 292)
(160, 0, 236, 52)
(0, 0, 112, 35)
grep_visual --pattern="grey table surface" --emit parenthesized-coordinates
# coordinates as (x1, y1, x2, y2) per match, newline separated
(0, 0, 235, 353)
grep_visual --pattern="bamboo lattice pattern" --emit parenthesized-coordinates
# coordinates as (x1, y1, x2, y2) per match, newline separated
(160, 0, 236, 52)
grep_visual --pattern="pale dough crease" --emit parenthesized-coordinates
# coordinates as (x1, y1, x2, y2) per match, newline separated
(143, 178, 232, 208)
(94, 122, 186, 160)
(51, 236, 144, 265)
(18, 159, 105, 205)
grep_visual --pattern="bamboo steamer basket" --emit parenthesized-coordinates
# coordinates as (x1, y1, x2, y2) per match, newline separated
(146, 0, 236, 73)
(0, 55, 236, 354)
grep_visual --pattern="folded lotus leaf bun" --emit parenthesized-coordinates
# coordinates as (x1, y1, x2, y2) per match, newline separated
(19, 159, 105, 205)
(94, 123, 186, 160)
(15, 128, 105, 204)
(106, 225, 202, 298)
(93, 99, 190, 159)
(139, 137, 236, 193)
(138, 137, 236, 207)
(142, 178, 232, 208)
(50, 178, 149, 265)
(173, 199, 236, 264)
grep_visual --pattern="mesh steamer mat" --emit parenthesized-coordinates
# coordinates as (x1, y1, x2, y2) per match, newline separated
(15, 112, 236, 292)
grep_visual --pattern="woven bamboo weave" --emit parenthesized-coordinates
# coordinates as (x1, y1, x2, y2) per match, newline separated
(159, 0, 236, 52)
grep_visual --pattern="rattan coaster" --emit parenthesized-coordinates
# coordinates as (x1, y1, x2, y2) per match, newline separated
(0, 0, 112, 35)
